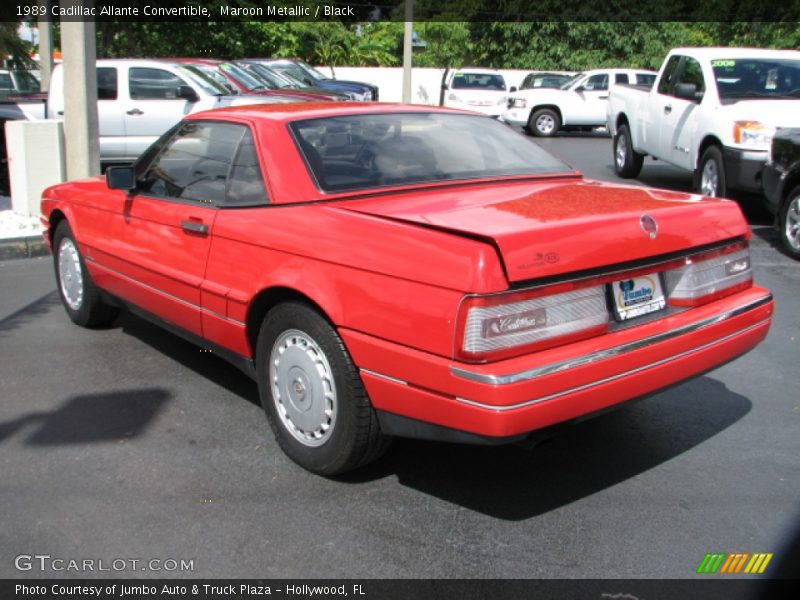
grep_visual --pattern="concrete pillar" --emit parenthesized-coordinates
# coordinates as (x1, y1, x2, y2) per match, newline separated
(402, 0, 414, 103)
(61, 2, 100, 180)
(37, 1, 54, 93)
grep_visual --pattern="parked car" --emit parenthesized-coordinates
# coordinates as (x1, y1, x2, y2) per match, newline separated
(441, 68, 510, 117)
(0, 68, 41, 97)
(248, 58, 378, 101)
(41, 103, 773, 475)
(170, 58, 339, 103)
(519, 71, 575, 90)
(236, 60, 353, 101)
(762, 127, 800, 259)
(607, 47, 800, 197)
(504, 68, 657, 136)
(1, 59, 293, 165)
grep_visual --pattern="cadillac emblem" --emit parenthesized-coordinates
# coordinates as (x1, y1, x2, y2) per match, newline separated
(640, 214, 658, 240)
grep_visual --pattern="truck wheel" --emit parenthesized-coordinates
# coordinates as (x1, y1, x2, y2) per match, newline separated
(778, 185, 800, 260)
(697, 146, 727, 198)
(529, 109, 560, 137)
(255, 302, 390, 476)
(613, 124, 644, 178)
(53, 221, 119, 327)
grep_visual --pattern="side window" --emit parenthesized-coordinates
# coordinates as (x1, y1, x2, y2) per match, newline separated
(138, 121, 245, 205)
(615, 73, 628, 85)
(97, 67, 117, 100)
(677, 57, 705, 93)
(584, 74, 608, 91)
(224, 129, 269, 207)
(129, 67, 186, 100)
(636, 73, 656, 86)
(658, 56, 682, 95)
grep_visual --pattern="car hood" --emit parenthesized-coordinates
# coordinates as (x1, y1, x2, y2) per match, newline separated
(338, 178, 749, 282)
(718, 99, 800, 128)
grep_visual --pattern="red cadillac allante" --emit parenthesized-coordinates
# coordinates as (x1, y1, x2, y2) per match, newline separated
(41, 103, 773, 475)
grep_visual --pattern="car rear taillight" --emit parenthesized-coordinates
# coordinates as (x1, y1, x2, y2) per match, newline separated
(456, 284, 609, 363)
(665, 241, 752, 307)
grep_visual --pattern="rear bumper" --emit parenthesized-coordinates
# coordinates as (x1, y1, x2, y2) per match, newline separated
(341, 287, 772, 440)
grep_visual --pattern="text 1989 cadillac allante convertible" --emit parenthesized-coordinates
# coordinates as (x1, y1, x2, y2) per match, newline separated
(41, 103, 773, 475)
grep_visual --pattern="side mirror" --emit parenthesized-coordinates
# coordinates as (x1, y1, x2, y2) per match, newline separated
(178, 85, 199, 102)
(106, 166, 135, 191)
(575, 85, 585, 92)
(674, 82, 702, 102)
(509, 86, 517, 93)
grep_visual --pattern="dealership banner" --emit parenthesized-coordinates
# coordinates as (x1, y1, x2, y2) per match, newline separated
(4, 0, 800, 23)
(3, 579, 800, 600)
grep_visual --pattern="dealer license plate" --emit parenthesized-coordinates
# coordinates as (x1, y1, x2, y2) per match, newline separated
(610, 273, 666, 321)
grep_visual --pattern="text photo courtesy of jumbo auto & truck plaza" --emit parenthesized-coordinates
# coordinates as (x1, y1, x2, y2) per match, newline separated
(2, 1, 800, 600)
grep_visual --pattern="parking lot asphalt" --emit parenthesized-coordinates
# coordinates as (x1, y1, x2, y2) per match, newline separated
(1, 134, 798, 581)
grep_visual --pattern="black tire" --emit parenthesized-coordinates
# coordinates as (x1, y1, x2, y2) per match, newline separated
(696, 146, 727, 198)
(778, 185, 800, 260)
(255, 302, 390, 476)
(52, 221, 119, 328)
(613, 124, 644, 178)
(528, 108, 560, 137)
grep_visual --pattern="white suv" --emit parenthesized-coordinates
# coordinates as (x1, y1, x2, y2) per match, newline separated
(442, 69, 510, 118)
(503, 68, 656, 136)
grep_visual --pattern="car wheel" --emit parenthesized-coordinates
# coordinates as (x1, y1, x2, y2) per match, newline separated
(697, 146, 727, 198)
(778, 185, 800, 260)
(256, 302, 390, 476)
(529, 108, 560, 137)
(613, 124, 644, 178)
(53, 221, 118, 327)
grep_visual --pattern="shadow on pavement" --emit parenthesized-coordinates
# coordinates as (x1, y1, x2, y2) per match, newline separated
(0, 388, 170, 445)
(0, 290, 60, 337)
(342, 377, 751, 521)
(117, 310, 260, 408)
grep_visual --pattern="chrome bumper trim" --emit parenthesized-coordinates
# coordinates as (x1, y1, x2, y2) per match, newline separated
(451, 294, 773, 386)
(360, 368, 408, 387)
(455, 317, 771, 412)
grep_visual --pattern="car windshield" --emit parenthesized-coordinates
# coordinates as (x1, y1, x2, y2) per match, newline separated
(451, 73, 506, 91)
(270, 62, 315, 85)
(175, 65, 229, 95)
(294, 59, 331, 81)
(188, 65, 238, 94)
(713, 58, 800, 101)
(290, 112, 571, 193)
(243, 63, 289, 89)
(219, 62, 266, 90)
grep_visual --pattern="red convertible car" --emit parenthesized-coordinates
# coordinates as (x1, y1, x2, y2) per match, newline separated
(41, 103, 773, 475)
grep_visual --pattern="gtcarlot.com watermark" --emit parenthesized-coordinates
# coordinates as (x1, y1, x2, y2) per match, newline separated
(14, 554, 194, 573)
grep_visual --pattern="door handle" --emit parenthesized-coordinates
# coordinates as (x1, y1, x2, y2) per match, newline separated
(126, 108, 144, 116)
(598, 95, 608, 99)
(181, 220, 208, 235)
(664, 104, 672, 114)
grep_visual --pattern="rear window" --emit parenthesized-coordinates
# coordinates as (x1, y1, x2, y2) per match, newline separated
(289, 112, 570, 193)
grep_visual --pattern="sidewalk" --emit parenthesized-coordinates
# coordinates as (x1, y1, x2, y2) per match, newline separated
(0, 196, 48, 260)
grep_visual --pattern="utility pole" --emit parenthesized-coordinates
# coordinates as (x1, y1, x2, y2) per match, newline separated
(36, 0, 53, 92)
(402, 0, 414, 103)
(60, 0, 100, 179)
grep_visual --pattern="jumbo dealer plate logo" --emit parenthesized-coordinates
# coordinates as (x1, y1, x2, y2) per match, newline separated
(613, 274, 666, 320)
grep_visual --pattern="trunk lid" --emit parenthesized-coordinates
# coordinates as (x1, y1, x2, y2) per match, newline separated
(337, 178, 749, 282)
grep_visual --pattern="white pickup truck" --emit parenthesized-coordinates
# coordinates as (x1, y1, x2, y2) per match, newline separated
(607, 47, 800, 197)
(502, 68, 656, 136)
(2, 58, 288, 164)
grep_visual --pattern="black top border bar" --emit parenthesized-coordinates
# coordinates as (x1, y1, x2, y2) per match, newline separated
(5, 0, 800, 23)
